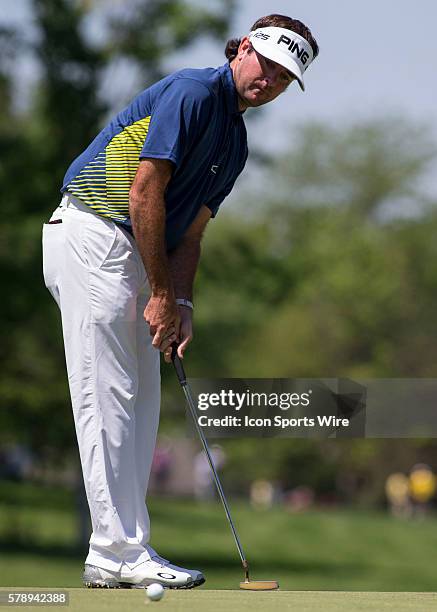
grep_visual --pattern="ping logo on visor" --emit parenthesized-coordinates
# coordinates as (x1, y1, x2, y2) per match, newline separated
(248, 27, 315, 91)
(277, 34, 311, 66)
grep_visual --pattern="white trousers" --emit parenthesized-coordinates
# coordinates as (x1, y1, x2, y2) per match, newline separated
(42, 193, 161, 572)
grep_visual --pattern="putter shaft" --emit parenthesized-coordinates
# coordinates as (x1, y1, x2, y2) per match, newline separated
(171, 345, 249, 576)
(181, 383, 249, 573)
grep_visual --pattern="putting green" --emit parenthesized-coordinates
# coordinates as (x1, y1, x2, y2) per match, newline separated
(1, 588, 436, 611)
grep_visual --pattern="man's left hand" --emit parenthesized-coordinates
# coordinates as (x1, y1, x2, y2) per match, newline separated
(163, 305, 193, 363)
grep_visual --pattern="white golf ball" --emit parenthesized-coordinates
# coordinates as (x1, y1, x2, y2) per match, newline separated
(146, 583, 165, 601)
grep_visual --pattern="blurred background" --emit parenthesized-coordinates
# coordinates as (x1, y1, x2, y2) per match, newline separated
(1, 0, 437, 591)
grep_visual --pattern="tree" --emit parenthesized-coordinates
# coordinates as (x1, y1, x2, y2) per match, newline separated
(192, 118, 437, 380)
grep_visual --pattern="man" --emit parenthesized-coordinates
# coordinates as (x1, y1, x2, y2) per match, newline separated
(42, 14, 319, 589)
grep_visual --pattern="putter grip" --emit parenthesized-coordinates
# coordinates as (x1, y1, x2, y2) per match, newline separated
(171, 342, 186, 385)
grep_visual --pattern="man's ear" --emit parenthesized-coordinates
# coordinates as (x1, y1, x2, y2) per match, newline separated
(237, 36, 251, 59)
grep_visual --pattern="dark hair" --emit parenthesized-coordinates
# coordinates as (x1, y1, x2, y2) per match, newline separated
(224, 14, 319, 63)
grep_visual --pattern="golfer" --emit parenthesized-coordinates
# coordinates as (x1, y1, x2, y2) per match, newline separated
(42, 13, 318, 589)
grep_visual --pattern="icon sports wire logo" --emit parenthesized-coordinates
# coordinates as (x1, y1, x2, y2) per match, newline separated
(197, 389, 312, 411)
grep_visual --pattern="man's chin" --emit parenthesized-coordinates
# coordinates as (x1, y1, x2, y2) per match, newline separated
(240, 94, 269, 109)
(248, 98, 270, 108)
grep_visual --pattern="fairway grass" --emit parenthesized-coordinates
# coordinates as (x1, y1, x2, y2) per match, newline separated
(3, 482, 437, 593)
(1, 588, 437, 612)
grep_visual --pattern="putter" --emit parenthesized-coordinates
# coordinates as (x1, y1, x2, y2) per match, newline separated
(171, 342, 279, 591)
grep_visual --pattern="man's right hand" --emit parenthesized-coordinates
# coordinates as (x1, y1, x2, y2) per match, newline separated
(144, 294, 180, 352)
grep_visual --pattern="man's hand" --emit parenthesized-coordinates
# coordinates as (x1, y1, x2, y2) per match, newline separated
(163, 305, 193, 363)
(144, 293, 180, 351)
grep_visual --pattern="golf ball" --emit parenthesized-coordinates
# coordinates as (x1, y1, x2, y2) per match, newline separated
(146, 583, 165, 601)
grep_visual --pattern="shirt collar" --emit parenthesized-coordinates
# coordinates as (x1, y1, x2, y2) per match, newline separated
(219, 62, 243, 116)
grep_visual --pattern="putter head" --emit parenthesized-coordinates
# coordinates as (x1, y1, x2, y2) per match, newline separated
(239, 580, 279, 591)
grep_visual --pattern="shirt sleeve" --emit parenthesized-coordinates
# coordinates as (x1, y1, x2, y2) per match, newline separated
(205, 147, 249, 217)
(140, 78, 213, 169)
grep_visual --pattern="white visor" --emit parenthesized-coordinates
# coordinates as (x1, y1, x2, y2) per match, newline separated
(248, 27, 314, 91)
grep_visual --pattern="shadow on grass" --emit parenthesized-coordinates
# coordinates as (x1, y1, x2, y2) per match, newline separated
(0, 537, 368, 578)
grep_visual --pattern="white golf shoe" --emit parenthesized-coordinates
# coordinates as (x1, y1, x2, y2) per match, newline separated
(83, 557, 205, 589)
(148, 551, 205, 585)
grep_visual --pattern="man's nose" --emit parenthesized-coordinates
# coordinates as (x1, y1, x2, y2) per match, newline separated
(263, 68, 279, 88)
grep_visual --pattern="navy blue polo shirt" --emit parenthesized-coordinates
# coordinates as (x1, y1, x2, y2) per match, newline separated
(61, 62, 248, 250)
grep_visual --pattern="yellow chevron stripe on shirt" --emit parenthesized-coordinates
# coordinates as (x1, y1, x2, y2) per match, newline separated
(106, 117, 151, 211)
(66, 116, 151, 220)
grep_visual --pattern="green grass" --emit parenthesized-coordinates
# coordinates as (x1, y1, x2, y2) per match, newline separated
(2, 481, 437, 592)
(1, 589, 437, 612)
